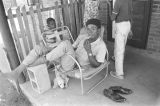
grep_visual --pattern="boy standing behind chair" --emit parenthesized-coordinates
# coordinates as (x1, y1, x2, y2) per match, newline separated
(110, 0, 133, 79)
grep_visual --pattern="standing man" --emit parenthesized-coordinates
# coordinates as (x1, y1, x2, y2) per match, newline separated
(110, 0, 133, 79)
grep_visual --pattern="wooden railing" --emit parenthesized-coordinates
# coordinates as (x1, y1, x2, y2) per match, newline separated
(7, 0, 83, 63)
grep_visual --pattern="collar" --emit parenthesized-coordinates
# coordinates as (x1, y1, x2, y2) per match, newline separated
(91, 37, 101, 46)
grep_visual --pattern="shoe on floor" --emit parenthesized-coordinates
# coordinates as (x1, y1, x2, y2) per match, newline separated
(109, 86, 133, 95)
(103, 89, 126, 103)
(110, 71, 124, 79)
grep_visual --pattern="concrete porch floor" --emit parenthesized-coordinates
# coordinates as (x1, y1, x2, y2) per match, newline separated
(20, 43, 160, 106)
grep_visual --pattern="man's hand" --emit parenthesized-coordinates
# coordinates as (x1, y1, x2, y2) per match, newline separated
(83, 39, 92, 53)
(84, 39, 101, 68)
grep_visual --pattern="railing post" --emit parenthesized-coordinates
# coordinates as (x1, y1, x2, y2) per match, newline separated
(0, 1, 25, 83)
(55, 1, 61, 27)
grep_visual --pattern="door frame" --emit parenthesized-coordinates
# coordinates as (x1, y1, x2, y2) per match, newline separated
(143, 0, 153, 49)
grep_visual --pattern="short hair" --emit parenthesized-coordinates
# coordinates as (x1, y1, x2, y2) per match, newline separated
(46, 18, 56, 25)
(86, 18, 101, 29)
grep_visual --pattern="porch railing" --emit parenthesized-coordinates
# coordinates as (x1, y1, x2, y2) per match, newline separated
(7, 0, 83, 63)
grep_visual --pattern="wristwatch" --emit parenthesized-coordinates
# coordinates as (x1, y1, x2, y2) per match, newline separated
(88, 53, 93, 56)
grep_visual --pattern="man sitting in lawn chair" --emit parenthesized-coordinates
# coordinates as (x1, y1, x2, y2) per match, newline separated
(3, 18, 107, 85)
(70, 19, 107, 77)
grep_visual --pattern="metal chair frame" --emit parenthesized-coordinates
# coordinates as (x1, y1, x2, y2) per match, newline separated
(29, 25, 110, 95)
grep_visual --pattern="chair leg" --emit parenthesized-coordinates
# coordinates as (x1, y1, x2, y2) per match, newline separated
(87, 72, 107, 94)
(81, 75, 84, 95)
(84, 65, 109, 95)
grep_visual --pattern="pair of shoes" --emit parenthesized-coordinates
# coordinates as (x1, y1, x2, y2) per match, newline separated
(103, 89, 126, 103)
(110, 71, 124, 79)
(109, 86, 133, 95)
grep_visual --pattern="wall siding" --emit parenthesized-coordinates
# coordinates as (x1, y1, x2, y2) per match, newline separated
(147, 0, 160, 53)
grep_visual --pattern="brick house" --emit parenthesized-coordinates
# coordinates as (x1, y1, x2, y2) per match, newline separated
(147, 0, 160, 53)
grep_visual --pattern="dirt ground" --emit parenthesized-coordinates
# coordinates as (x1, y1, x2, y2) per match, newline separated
(0, 75, 31, 106)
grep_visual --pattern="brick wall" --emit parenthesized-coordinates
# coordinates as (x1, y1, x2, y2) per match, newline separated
(147, 0, 160, 53)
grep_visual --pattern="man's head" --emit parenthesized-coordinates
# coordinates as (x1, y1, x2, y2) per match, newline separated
(47, 18, 56, 29)
(86, 18, 101, 40)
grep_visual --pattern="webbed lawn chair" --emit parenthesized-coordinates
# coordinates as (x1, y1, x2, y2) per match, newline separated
(56, 26, 110, 95)
(27, 25, 109, 95)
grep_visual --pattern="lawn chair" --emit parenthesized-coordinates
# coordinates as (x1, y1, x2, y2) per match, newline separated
(56, 26, 110, 95)
(27, 25, 109, 95)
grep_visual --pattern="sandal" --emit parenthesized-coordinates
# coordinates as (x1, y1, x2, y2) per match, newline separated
(103, 89, 126, 103)
(109, 86, 133, 95)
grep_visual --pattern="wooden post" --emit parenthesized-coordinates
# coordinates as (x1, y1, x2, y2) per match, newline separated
(62, 0, 71, 29)
(78, 0, 84, 27)
(0, 1, 25, 83)
(74, 1, 80, 35)
(55, 1, 61, 27)
(69, 0, 77, 40)
(12, 0, 17, 6)
(29, 6, 40, 45)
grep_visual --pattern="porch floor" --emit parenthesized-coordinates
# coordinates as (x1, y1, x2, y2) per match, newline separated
(20, 43, 160, 106)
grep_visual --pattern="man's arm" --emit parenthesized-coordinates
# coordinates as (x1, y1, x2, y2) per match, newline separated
(87, 53, 101, 68)
(83, 40, 101, 68)
(110, 0, 120, 21)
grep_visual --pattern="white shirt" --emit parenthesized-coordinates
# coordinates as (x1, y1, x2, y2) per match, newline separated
(75, 37, 107, 67)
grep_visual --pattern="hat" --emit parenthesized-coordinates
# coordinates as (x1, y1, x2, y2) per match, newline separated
(86, 18, 101, 29)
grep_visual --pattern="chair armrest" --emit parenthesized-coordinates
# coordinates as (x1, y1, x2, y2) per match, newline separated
(67, 54, 110, 80)
(67, 54, 83, 74)
(84, 60, 109, 80)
